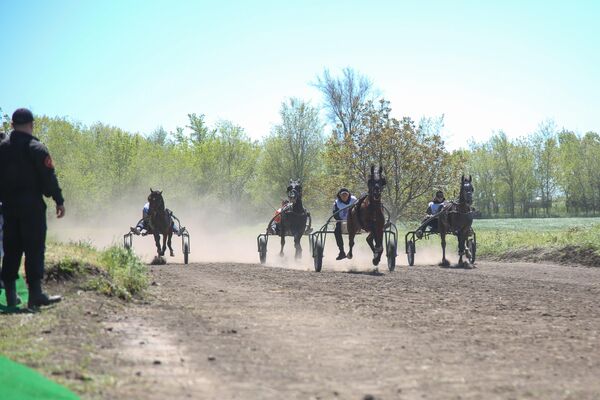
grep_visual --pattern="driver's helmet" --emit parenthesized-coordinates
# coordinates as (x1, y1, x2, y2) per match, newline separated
(434, 190, 444, 200)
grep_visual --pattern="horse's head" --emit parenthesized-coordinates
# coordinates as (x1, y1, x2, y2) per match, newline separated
(148, 188, 165, 212)
(460, 175, 474, 206)
(367, 165, 386, 202)
(287, 179, 302, 204)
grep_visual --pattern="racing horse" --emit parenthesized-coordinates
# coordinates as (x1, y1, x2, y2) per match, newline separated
(147, 189, 175, 257)
(347, 165, 387, 266)
(438, 175, 474, 267)
(279, 179, 308, 259)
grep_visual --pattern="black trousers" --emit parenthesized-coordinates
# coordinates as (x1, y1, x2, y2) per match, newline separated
(334, 221, 345, 251)
(1, 208, 47, 284)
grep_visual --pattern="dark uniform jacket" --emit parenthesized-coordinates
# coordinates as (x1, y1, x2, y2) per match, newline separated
(0, 130, 64, 215)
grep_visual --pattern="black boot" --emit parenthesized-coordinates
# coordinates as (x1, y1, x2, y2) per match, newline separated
(27, 280, 61, 309)
(336, 249, 347, 260)
(4, 280, 22, 307)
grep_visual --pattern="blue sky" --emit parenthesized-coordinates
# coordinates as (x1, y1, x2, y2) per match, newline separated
(1, 0, 598, 149)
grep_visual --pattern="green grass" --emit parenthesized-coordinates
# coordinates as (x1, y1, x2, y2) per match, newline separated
(46, 241, 149, 300)
(0, 241, 148, 397)
(399, 217, 600, 263)
(0, 313, 54, 365)
(473, 217, 600, 232)
(473, 218, 600, 259)
(91, 246, 148, 300)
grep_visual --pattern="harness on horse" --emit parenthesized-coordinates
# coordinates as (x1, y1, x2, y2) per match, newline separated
(353, 194, 383, 232)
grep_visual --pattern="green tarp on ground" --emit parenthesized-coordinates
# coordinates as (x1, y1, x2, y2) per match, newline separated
(0, 276, 29, 312)
(0, 357, 79, 400)
(1, 278, 78, 399)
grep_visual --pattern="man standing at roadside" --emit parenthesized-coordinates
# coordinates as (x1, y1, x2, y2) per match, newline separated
(0, 108, 65, 309)
(0, 129, 5, 290)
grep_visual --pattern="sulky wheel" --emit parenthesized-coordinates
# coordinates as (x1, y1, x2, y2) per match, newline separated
(124, 234, 132, 250)
(183, 239, 190, 265)
(467, 238, 476, 264)
(313, 242, 324, 272)
(407, 239, 415, 266)
(258, 236, 267, 264)
(386, 241, 397, 272)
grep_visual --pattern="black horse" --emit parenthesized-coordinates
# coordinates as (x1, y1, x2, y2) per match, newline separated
(438, 175, 474, 267)
(147, 189, 174, 257)
(279, 179, 309, 259)
(347, 165, 387, 265)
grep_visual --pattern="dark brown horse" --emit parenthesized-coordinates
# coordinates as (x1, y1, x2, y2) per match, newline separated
(347, 165, 387, 266)
(438, 175, 474, 267)
(147, 189, 174, 257)
(279, 179, 308, 259)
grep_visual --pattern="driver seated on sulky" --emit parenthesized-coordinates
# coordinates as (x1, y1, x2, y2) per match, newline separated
(271, 199, 290, 235)
(416, 190, 446, 238)
(133, 202, 151, 235)
(333, 188, 357, 260)
(132, 200, 179, 235)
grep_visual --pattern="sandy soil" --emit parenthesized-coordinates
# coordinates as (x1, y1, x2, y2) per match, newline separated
(68, 255, 599, 400)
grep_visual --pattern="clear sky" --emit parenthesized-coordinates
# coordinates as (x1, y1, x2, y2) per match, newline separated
(1, 0, 598, 149)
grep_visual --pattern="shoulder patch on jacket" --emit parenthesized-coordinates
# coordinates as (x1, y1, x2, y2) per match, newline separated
(44, 155, 55, 169)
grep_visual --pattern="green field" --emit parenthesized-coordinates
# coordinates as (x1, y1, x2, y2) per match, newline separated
(397, 217, 600, 265)
(474, 217, 600, 231)
(472, 218, 600, 261)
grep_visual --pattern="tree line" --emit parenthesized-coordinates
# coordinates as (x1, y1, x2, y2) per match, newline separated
(467, 120, 600, 218)
(1, 68, 597, 222)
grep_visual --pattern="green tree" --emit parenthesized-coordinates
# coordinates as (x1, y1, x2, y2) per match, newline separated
(314, 67, 374, 139)
(323, 99, 460, 219)
(257, 99, 324, 205)
(530, 120, 559, 215)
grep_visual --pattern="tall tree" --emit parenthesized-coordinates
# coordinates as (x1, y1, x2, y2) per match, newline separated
(530, 120, 559, 215)
(257, 99, 324, 204)
(212, 121, 259, 203)
(148, 126, 169, 146)
(314, 67, 374, 139)
(0, 107, 10, 134)
(187, 113, 214, 144)
(324, 99, 459, 219)
(490, 132, 519, 217)
(467, 141, 497, 216)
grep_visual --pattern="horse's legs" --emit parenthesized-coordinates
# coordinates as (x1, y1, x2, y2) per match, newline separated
(457, 231, 466, 266)
(373, 227, 384, 265)
(167, 231, 174, 257)
(280, 234, 285, 257)
(153, 233, 162, 256)
(439, 233, 449, 267)
(366, 232, 380, 266)
(366, 233, 376, 252)
(347, 231, 355, 260)
(294, 233, 302, 259)
(161, 233, 167, 257)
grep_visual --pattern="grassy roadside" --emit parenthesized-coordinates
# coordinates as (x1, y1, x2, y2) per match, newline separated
(45, 240, 149, 300)
(0, 241, 149, 398)
(473, 219, 600, 266)
(400, 217, 600, 266)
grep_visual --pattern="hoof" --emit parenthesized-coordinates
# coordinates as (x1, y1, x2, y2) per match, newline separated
(439, 259, 450, 267)
(372, 258, 380, 266)
(279, 252, 284, 257)
(347, 253, 353, 260)
(151, 256, 166, 265)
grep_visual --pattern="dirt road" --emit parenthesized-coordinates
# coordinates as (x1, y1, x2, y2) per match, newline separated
(92, 257, 600, 400)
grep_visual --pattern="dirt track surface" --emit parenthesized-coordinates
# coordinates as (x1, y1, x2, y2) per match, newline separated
(104, 260, 600, 400)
